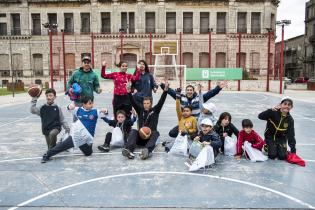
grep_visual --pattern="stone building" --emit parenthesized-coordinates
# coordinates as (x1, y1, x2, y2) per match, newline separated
(275, 35, 305, 81)
(305, 0, 315, 79)
(0, 0, 278, 84)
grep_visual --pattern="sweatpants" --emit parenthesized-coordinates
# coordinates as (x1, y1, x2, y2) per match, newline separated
(46, 136, 93, 158)
(125, 129, 159, 153)
(169, 125, 179, 138)
(113, 95, 132, 119)
(44, 129, 60, 149)
(266, 138, 287, 160)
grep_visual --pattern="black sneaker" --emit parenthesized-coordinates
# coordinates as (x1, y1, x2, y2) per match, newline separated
(139, 148, 151, 160)
(41, 154, 50, 163)
(98, 144, 110, 152)
(122, 148, 135, 159)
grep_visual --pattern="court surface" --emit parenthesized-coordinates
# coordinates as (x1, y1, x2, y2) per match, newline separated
(0, 90, 315, 209)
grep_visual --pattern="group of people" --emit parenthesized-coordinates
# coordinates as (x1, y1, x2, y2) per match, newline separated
(30, 55, 297, 165)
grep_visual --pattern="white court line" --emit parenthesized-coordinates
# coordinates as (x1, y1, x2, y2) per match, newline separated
(297, 143, 315, 146)
(0, 151, 166, 163)
(0, 115, 32, 128)
(7, 171, 315, 210)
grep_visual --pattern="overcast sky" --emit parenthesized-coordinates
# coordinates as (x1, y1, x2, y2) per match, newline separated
(276, 0, 308, 41)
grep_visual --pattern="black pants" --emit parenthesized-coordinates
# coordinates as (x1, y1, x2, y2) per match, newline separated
(125, 129, 159, 153)
(113, 95, 132, 119)
(169, 125, 179, 138)
(266, 138, 287, 160)
(46, 136, 93, 158)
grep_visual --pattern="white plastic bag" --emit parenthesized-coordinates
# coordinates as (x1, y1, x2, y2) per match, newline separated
(189, 140, 204, 158)
(189, 145, 215, 171)
(169, 134, 188, 156)
(71, 119, 93, 148)
(224, 136, 237, 156)
(111, 127, 124, 147)
(243, 141, 268, 162)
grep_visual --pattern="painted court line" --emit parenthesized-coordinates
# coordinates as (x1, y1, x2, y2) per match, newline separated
(7, 171, 315, 210)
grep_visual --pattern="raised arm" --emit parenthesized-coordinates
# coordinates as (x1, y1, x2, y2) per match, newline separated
(154, 85, 168, 113)
(203, 85, 221, 102)
(258, 109, 274, 120)
(101, 64, 116, 80)
(30, 97, 40, 116)
(160, 83, 176, 99)
(176, 98, 182, 121)
(128, 93, 141, 114)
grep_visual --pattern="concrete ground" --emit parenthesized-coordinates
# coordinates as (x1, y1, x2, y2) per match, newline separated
(0, 86, 315, 209)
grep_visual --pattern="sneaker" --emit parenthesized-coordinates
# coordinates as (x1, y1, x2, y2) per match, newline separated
(139, 148, 151, 160)
(41, 154, 50, 163)
(122, 148, 135, 159)
(98, 144, 110, 152)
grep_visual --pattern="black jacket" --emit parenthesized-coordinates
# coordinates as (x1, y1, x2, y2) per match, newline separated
(102, 116, 136, 139)
(129, 91, 167, 131)
(258, 109, 296, 153)
(199, 130, 222, 155)
(213, 122, 239, 141)
(40, 104, 62, 135)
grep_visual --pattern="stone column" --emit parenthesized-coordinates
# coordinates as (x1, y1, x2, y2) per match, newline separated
(193, 11, 199, 34)
(228, 0, 237, 34)
(157, 0, 165, 34)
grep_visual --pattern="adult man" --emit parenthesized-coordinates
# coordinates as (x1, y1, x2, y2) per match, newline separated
(122, 82, 169, 160)
(66, 56, 102, 107)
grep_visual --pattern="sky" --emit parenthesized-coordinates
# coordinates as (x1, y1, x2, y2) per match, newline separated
(276, 0, 308, 41)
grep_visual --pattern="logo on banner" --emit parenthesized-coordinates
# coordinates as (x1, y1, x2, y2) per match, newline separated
(202, 70, 209, 79)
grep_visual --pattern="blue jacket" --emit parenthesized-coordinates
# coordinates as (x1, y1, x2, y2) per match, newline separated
(161, 83, 222, 117)
(133, 72, 157, 103)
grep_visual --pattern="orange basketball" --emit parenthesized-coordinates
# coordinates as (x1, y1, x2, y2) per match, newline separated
(28, 84, 42, 98)
(139, 127, 152, 140)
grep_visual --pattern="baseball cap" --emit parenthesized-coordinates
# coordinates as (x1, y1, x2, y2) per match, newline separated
(82, 56, 91, 62)
(202, 102, 217, 113)
(281, 96, 293, 106)
(201, 118, 213, 127)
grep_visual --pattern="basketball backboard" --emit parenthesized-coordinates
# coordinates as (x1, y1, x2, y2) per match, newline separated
(152, 40, 178, 55)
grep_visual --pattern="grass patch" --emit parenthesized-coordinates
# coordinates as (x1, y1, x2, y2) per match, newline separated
(0, 88, 27, 96)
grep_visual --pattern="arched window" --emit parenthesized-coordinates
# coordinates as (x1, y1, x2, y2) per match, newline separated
(215, 52, 226, 68)
(199, 52, 209, 68)
(183, 52, 193, 68)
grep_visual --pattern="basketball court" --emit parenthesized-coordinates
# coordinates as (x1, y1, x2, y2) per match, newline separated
(1, 90, 315, 209)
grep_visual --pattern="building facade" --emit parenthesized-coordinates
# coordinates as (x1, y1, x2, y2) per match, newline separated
(275, 35, 305, 81)
(305, 0, 315, 79)
(0, 0, 277, 84)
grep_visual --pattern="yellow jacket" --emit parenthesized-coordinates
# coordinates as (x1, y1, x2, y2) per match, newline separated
(176, 98, 197, 136)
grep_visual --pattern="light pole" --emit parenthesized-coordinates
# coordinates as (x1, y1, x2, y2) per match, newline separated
(276, 20, 291, 94)
(43, 22, 58, 89)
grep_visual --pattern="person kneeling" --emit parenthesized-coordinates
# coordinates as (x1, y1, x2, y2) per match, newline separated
(122, 82, 169, 160)
(41, 96, 107, 163)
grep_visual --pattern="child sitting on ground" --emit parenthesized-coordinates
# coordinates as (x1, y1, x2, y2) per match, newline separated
(41, 96, 107, 163)
(193, 118, 221, 157)
(214, 112, 239, 153)
(30, 88, 70, 149)
(235, 119, 265, 160)
(176, 90, 197, 140)
(98, 109, 137, 152)
(197, 102, 217, 132)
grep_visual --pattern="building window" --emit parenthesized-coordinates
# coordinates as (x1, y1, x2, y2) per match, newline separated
(217, 12, 226, 34)
(121, 12, 135, 34)
(123, 53, 137, 68)
(32, 54, 43, 76)
(101, 12, 111, 33)
(251, 12, 261, 34)
(166, 12, 176, 34)
(48, 13, 57, 34)
(236, 52, 246, 69)
(270, 13, 275, 30)
(0, 54, 10, 76)
(64, 13, 74, 34)
(65, 53, 75, 76)
(81, 13, 90, 34)
(200, 12, 209, 34)
(237, 12, 247, 33)
(250, 52, 260, 76)
(31, 14, 41, 35)
(216, 52, 226, 68)
(183, 12, 193, 34)
(199, 52, 209, 68)
(0, 14, 7, 36)
(183, 52, 193, 68)
(145, 12, 155, 34)
(11, 14, 21, 35)
(12, 53, 23, 77)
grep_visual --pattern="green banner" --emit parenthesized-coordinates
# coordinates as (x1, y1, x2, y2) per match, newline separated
(185, 68, 243, 81)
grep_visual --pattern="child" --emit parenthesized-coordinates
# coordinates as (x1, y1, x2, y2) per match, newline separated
(41, 96, 107, 163)
(258, 96, 296, 160)
(214, 112, 239, 153)
(197, 102, 217, 132)
(193, 118, 222, 157)
(98, 109, 137, 152)
(235, 119, 265, 159)
(175, 90, 197, 140)
(101, 60, 140, 118)
(30, 88, 70, 149)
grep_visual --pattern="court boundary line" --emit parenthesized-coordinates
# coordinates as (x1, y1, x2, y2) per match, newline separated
(7, 171, 315, 210)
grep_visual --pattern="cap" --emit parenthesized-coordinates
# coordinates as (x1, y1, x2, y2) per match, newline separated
(201, 118, 213, 127)
(281, 96, 293, 105)
(202, 102, 217, 113)
(82, 56, 91, 62)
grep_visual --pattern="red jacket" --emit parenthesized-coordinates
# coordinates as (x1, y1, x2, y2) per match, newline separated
(101, 66, 140, 95)
(236, 130, 265, 155)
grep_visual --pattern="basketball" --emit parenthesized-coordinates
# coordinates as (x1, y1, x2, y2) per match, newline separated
(139, 127, 151, 140)
(28, 84, 42, 98)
